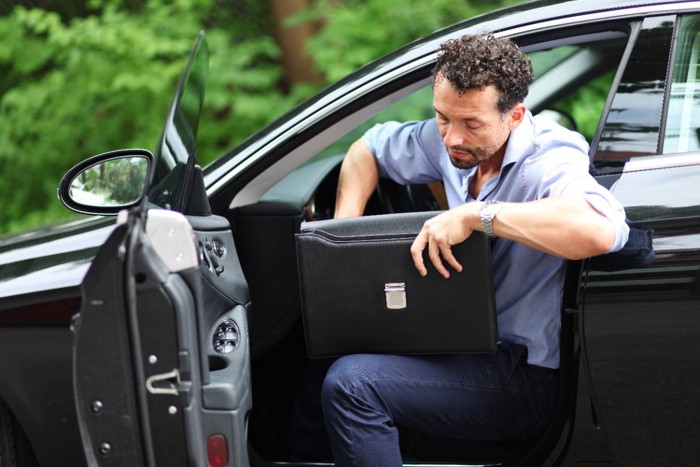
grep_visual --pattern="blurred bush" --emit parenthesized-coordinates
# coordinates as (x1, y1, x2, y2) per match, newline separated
(0, 0, 520, 234)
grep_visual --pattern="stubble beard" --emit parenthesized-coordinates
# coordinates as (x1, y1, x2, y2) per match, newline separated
(447, 145, 495, 170)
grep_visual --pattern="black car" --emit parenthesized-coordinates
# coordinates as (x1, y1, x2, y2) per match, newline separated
(1, 0, 700, 465)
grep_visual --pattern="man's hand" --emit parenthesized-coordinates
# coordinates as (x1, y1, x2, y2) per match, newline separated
(410, 204, 478, 278)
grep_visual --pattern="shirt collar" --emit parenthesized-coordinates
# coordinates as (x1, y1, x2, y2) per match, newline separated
(460, 110, 535, 201)
(502, 109, 535, 169)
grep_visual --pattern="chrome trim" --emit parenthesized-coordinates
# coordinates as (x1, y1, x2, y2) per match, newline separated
(502, 2, 700, 38)
(623, 152, 700, 172)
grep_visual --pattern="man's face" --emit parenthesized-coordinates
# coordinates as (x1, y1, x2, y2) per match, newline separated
(433, 76, 517, 170)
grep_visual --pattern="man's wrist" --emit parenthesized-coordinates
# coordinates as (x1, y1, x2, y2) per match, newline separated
(480, 200, 503, 237)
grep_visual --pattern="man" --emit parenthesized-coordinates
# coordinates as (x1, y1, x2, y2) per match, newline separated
(321, 33, 629, 466)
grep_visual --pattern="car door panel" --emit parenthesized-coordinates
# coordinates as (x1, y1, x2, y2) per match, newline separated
(190, 214, 251, 466)
(588, 156, 700, 298)
(582, 13, 700, 464)
(583, 156, 700, 466)
(73, 210, 251, 466)
(73, 220, 149, 466)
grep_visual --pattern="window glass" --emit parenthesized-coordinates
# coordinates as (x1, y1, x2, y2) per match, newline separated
(310, 84, 434, 162)
(526, 38, 623, 143)
(530, 46, 579, 77)
(663, 15, 700, 154)
(594, 16, 675, 173)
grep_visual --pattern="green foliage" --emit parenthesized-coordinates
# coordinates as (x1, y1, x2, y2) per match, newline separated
(0, 0, 284, 233)
(0, 1, 203, 233)
(0, 0, 523, 235)
(295, 0, 522, 82)
(199, 28, 290, 162)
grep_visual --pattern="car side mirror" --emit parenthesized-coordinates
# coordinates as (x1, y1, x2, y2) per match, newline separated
(58, 149, 154, 215)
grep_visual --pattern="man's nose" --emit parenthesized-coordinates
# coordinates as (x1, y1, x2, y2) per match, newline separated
(442, 125, 464, 148)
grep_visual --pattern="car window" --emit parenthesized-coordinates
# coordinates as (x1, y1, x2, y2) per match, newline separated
(529, 46, 579, 77)
(527, 42, 624, 142)
(311, 84, 435, 162)
(593, 16, 676, 173)
(663, 15, 700, 154)
(237, 29, 631, 211)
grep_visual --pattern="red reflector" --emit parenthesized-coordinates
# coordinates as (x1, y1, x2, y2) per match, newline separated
(207, 434, 228, 467)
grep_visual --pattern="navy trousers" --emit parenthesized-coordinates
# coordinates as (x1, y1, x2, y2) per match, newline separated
(320, 343, 559, 467)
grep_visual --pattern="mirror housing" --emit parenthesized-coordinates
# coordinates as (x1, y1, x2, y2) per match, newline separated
(58, 149, 154, 216)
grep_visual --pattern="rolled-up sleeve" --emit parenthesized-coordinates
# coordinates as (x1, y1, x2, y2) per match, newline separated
(362, 120, 444, 184)
(568, 178, 630, 252)
(526, 145, 629, 253)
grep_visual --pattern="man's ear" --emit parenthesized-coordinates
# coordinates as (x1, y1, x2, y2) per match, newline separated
(509, 103, 527, 130)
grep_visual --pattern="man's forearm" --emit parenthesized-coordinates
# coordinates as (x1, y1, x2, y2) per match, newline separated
(334, 139, 380, 218)
(411, 196, 620, 278)
(485, 196, 617, 259)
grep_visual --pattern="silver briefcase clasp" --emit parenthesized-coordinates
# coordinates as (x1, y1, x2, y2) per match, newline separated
(385, 283, 406, 310)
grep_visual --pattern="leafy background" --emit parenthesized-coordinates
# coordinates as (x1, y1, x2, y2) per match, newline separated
(0, 0, 524, 235)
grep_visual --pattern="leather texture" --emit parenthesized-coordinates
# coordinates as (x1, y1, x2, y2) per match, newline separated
(296, 212, 497, 357)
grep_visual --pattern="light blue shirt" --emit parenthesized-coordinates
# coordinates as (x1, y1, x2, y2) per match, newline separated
(363, 112, 629, 368)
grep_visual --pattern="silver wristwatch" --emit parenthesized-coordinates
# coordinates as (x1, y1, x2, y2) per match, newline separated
(480, 200, 502, 238)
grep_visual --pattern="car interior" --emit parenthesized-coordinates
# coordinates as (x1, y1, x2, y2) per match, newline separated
(217, 26, 631, 466)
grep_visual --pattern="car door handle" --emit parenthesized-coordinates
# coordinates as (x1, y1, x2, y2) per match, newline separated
(146, 369, 181, 396)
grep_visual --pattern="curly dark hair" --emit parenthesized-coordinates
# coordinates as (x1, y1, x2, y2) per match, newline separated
(432, 33, 534, 114)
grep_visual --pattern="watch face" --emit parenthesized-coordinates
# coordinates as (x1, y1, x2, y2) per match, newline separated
(481, 202, 501, 238)
(483, 201, 502, 217)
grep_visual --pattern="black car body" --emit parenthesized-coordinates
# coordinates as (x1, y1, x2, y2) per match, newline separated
(1, 0, 700, 465)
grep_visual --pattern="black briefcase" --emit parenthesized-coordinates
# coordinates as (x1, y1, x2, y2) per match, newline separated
(295, 211, 497, 358)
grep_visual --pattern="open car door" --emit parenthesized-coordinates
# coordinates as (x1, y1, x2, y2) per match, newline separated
(69, 32, 252, 466)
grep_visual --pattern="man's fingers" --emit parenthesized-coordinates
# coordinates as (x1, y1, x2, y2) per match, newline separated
(410, 233, 428, 277)
(412, 214, 468, 278)
(428, 238, 450, 278)
(439, 243, 463, 274)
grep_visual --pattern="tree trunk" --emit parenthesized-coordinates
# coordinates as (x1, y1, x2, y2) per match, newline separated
(268, 0, 323, 88)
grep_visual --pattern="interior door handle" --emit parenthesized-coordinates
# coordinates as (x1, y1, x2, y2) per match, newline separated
(145, 369, 181, 396)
